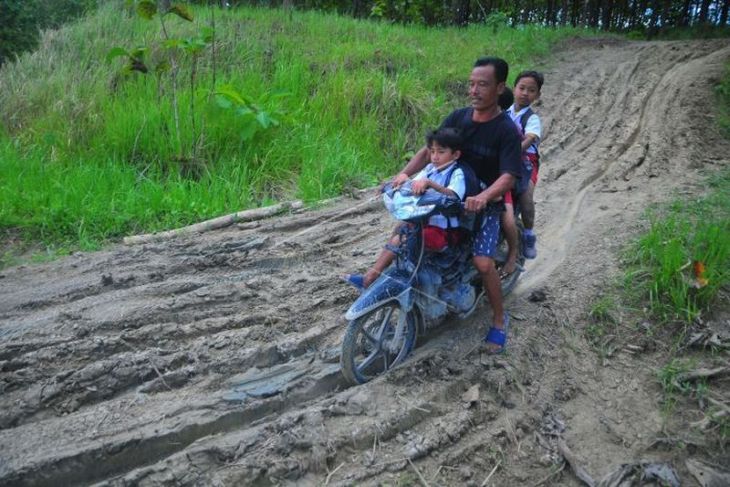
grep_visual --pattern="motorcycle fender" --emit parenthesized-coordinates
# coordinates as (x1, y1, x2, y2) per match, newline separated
(345, 279, 414, 321)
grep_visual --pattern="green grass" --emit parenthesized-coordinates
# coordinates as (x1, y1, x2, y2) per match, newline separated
(656, 358, 696, 413)
(624, 168, 730, 324)
(0, 2, 588, 255)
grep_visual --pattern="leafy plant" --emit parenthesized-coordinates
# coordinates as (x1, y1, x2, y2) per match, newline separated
(485, 10, 510, 33)
(214, 85, 289, 142)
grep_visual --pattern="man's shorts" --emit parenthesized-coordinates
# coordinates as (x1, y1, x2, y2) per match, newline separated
(473, 210, 501, 258)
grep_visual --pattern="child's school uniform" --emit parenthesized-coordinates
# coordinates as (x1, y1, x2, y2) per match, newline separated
(411, 161, 466, 251)
(506, 105, 542, 187)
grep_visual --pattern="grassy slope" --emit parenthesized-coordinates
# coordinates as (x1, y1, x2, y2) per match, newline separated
(0, 3, 584, 254)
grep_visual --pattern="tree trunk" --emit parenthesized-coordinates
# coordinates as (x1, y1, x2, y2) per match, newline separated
(600, 0, 612, 30)
(647, 0, 660, 37)
(454, 0, 470, 26)
(561, 0, 569, 25)
(698, 0, 711, 24)
(570, 0, 581, 26)
(588, 0, 600, 27)
(678, 0, 692, 26)
(720, 0, 729, 26)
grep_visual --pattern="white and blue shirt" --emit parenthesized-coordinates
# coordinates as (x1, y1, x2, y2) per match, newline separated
(506, 105, 542, 155)
(412, 162, 465, 229)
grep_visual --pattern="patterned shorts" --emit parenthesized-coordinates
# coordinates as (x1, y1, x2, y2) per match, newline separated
(472, 210, 501, 258)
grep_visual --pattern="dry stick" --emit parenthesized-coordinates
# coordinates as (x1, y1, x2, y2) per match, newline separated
(324, 462, 345, 486)
(675, 366, 729, 385)
(408, 458, 430, 487)
(118, 338, 172, 391)
(480, 459, 502, 486)
(531, 461, 566, 487)
(557, 438, 595, 487)
(706, 396, 730, 413)
(371, 457, 410, 468)
(123, 200, 304, 245)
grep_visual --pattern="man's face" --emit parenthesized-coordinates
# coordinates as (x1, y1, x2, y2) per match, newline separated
(468, 65, 504, 111)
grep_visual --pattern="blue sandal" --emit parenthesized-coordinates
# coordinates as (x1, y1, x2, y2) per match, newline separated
(483, 313, 510, 354)
(343, 274, 365, 290)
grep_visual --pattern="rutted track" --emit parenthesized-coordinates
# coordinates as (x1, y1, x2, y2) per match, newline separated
(1, 39, 729, 486)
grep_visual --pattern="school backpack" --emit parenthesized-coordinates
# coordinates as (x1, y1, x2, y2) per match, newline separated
(442, 161, 482, 231)
(518, 107, 540, 158)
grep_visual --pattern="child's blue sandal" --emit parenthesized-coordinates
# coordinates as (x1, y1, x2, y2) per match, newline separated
(343, 273, 365, 290)
(483, 313, 510, 354)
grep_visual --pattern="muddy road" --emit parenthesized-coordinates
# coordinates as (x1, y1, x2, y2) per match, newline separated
(1, 39, 729, 486)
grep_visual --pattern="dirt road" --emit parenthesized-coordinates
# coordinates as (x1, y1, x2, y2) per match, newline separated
(1, 39, 729, 486)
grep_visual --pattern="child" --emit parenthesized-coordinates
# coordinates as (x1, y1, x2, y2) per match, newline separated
(502, 70, 543, 273)
(345, 128, 467, 289)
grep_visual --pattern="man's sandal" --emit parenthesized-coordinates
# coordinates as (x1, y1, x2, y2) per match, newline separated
(343, 273, 365, 290)
(483, 313, 510, 354)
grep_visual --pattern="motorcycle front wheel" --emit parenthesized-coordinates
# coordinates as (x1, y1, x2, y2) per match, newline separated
(340, 302, 417, 385)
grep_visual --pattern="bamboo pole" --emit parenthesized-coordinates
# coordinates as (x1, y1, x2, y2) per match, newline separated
(123, 200, 303, 245)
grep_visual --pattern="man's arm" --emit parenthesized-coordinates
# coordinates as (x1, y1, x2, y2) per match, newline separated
(392, 146, 430, 187)
(464, 173, 515, 212)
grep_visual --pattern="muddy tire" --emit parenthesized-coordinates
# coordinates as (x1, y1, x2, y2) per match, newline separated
(340, 302, 417, 385)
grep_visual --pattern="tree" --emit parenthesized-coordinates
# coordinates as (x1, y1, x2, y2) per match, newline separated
(0, 0, 38, 66)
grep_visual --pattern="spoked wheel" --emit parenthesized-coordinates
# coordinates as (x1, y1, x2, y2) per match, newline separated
(494, 221, 526, 296)
(340, 302, 417, 385)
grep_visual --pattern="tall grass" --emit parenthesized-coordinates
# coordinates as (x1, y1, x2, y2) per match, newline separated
(624, 169, 730, 323)
(0, 2, 586, 251)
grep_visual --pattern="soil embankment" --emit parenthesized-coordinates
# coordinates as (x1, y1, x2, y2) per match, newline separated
(1, 38, 729, 486)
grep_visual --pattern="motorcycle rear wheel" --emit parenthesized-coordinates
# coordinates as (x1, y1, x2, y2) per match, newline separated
(340, 302, 417, 385)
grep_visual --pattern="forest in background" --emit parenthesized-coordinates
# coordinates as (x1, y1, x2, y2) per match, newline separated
(2, 0, 729, 66)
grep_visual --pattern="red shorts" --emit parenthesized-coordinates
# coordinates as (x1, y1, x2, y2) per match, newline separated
(423, 225, 464, 252)
(505, 153, 540, 206)
(526, 153, 539, 185)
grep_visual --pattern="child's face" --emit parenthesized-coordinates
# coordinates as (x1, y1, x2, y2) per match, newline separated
(429, 142, 459, 167)
(514, 76, 540, 109)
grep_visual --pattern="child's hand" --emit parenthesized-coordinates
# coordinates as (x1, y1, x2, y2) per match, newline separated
(410, 179, 430, 195)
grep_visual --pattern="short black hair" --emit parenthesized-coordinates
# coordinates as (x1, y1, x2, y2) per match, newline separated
(473, 57, 509, 84)
(498, 86, 514, 110)
(515, 70, 544, 90)
(426, 127, 463, 151)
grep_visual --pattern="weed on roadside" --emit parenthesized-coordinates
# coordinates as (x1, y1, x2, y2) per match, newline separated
(623, 170, 730, 325)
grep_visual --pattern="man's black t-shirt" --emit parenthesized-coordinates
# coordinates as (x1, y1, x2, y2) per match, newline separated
(439, 107, 522, 188)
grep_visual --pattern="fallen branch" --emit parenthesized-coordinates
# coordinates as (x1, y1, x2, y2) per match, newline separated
(408, 458, 430, 487)
(531, 461, 566, 487)
(123, 200, 303, 245)
(324, 461, 345, 485)
(674, 366, 729, 386)
(690, 408, 728, 430)
(557, 438, 595, 487)
(481, 459, 502, 486)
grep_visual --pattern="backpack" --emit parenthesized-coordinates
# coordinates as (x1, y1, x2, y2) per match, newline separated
(442, 161, 482, 231)
(443, 160, 481, 200)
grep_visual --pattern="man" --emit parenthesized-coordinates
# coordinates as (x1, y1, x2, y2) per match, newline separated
(392, 57, 522, 353)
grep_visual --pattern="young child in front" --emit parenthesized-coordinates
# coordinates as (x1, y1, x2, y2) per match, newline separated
(345, 128, 467, 290)
(502, 70, 543, 274)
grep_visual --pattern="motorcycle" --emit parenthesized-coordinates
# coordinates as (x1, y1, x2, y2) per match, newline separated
(340, 181, 524, 385)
